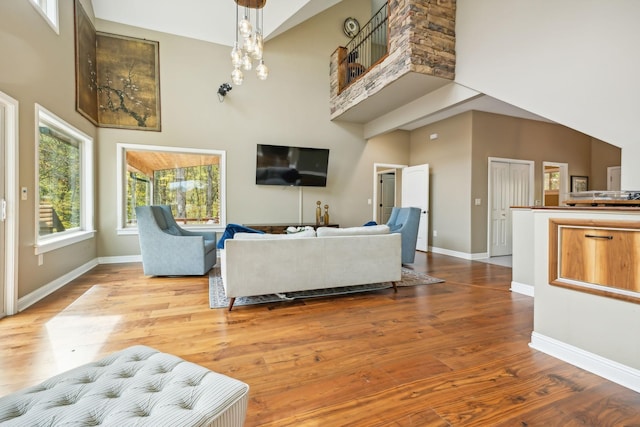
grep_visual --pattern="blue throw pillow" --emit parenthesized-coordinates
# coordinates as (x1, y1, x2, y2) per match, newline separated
(362, 221, 377, 226)
(216, 223, 265, 249)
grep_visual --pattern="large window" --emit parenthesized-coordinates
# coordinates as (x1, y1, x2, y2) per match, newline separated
(36, 105, 94, 254)
(28, 0, 59, 34)
(117, 144, 225, 232)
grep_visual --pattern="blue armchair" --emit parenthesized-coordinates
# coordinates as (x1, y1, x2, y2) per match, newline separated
(135, 205, 217, 276)
(386, 207, 421, 264)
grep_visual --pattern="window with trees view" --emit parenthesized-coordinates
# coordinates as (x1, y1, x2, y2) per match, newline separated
(117, 144, 225, 230)
(36, 105, 94, 253)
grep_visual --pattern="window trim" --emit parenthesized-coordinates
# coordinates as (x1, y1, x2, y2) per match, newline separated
(34, 104, 94, 255)
(28, 0, 59, 35)
(116, 143, 226, 235)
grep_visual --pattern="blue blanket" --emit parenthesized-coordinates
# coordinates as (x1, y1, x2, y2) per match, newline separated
(216, 224, 264, 249)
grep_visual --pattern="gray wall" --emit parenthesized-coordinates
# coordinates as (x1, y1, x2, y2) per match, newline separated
(94, 0, 383, 257)
(407, 111, 620, 255)
(0, 0, 98, 297)
(3, 0, 413, 298)
(456, 0, 640, 189)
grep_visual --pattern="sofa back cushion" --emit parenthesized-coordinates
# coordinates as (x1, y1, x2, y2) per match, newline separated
(234, 228, 316, 240)
(316, 224, 390, 237)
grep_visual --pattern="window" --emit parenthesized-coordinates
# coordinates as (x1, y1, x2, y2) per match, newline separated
(544, 168, 560, 191)
(117, 144, 225, 232)
(36, 105, 94, 254)
(29, 0, 59, 34)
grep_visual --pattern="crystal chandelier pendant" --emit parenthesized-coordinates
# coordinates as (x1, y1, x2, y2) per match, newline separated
(245, 34, 256, 55)
(231, 67, 244, 85)
(252, 33, 263, 59)
(256, 60, 269, 80)
(230, 1, 268, 86)
(239, 15, 252, 39)
(230, 43, 243, 68)
(241, 53, 252, 71)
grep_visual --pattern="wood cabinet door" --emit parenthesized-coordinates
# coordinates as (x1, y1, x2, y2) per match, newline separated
(559, 227, 640, 291)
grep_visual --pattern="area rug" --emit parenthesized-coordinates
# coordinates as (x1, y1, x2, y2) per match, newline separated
(209, 267, 444, 309)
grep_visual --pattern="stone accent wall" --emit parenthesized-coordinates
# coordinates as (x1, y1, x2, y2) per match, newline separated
(330, 0, 456, 118)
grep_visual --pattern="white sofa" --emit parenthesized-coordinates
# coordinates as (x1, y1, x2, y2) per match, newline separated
(220, 225, 402, 310)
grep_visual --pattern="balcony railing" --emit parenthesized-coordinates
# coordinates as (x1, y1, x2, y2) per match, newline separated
(338, 3, 389, 91)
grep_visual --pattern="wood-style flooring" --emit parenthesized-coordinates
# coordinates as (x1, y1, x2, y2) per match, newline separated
(1, 253, 639, 426)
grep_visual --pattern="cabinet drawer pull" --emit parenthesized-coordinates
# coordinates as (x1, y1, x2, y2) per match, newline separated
(585, 234, 613, 240)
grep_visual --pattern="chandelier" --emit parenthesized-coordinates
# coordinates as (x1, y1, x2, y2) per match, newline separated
(231, 0, 269, 85)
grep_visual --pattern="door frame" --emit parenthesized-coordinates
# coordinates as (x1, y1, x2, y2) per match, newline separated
(372, 163, 406, 223)
(542, 161, 569, 206)
(0, 91, 19, 317)
(487, 157, 534, 257)
(378, 172, 395, 224)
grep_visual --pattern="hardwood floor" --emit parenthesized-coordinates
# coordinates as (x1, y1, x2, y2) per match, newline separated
(1, 253, 639, 426)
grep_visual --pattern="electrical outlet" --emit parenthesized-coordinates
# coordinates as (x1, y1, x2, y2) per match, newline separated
(21, 187, 27, 201)
(433, 230, 438, 237)
(474, 198, 481, 206)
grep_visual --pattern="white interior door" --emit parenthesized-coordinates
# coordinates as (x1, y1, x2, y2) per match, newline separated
(401, 164, 429, 252)
(378, 172, 395, 224)
(490, 160, 532, 256)
(0, 103, 5, 317)
(490, 162, 510, 256)
(608, 166, 621, 191)
(0, 91, 18, 318)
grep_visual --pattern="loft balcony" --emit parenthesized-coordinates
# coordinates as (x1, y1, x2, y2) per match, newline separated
(330, 0, 456, 124)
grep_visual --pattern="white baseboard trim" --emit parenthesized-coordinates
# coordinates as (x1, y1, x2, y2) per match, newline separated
(98, 255, 142, 264)
(510, 281, 534, 297)
(530, 331, 640, 393)
(18, 258, 99, 312)
(429, 246, 488, 260)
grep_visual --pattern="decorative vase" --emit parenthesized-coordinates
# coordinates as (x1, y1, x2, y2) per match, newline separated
(316, 201, 322, 226)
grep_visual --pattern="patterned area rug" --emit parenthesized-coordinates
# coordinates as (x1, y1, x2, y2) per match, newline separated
(209, 267, 444, 309)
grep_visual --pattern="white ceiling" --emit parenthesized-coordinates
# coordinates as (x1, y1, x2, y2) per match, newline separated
(90, 0, 553, 130)
(90, 0, 342, 47)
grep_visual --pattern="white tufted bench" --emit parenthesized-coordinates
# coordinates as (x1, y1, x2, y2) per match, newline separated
(0, 345, 249, 426)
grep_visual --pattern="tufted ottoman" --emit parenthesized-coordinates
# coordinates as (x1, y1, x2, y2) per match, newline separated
(0, 345, 249, 426)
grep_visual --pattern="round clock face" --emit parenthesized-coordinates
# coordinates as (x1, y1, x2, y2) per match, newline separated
(343, 17, 360, 38)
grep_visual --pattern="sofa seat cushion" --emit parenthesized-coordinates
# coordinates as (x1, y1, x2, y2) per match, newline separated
(316, 224, 390, 237)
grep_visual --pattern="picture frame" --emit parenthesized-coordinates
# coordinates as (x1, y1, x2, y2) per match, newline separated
(74, 0, 98, 125)
(571, 175, 588, 193)
(74, 0, 161, 131)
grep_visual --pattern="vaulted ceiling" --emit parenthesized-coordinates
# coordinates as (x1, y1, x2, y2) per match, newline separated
(90, 0, 342, 47)
(90, 0, 553, 132)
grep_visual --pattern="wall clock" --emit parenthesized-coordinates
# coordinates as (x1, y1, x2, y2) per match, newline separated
(343, 17, 360, 38)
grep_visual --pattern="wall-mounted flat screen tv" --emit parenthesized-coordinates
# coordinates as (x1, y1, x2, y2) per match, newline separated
(256, 144, 330, 187)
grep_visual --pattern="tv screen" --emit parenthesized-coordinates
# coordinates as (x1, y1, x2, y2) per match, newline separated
(256, 144, 329, 187)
